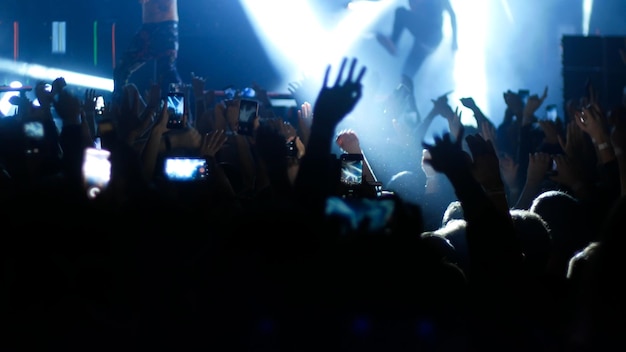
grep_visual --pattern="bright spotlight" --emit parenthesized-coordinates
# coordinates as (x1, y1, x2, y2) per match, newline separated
(0, 81, 22, 117)
(0, 58, 113, 92)
(240, 0, 392, 86)
(582, 0, 593, 36)
(449, 0, 490, 127)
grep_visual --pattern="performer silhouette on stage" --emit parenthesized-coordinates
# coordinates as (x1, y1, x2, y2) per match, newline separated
(376, 0, 457, 81)
(113, 0, 182, 99)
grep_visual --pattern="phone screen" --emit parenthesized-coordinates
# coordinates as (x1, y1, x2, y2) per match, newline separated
(340, 153, 364, 186)
(23, 121, 44, 139)
(23, 121, 45, 154)
(94, 95, 105, 115)
(237, 99, 259, 135)
(82, 147, 111, 199)
(164, 157, 209, 181)
(166, 92, 185, 129)
(545, 104, 557, 121)
(518, 89, 530, 104)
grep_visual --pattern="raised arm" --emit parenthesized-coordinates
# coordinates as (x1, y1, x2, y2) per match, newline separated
(294, 57, 366, 210)
(335, 129, 378, 184)
(443, 0, 458, 51)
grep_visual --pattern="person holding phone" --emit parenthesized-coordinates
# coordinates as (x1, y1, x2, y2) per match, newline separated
(113, 0, 182, 102)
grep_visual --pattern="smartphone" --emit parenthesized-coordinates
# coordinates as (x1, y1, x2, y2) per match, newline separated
(164, 157, 209, 181)
(545, 104, 558, 122)
(82, 147, 111, 199)
(286, 139, 298, 158)
(518, 89, 530, 104)
(23, 121, 44, 139)
(545, 157, 558, 177)
(237, 99, 259, 136)
(94, 95, 105, 116)
(340, 153, 364, 186)
(166, 92, 185, 129)
(23, 121, 45, 154)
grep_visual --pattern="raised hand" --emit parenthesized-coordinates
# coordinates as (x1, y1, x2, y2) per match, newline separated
(522, 86, 548, 125)
(152, 100, 170, 136)
(551, 153, 585, 190)
(558, 120, 585, 159)
(54, 88, 82, 125)
(503, 89, 524, 119)
(514, 151, 553, 209)
(537, 119, 561, 145)
(525, 152, 552, 188)
(465, 133, 504, 191)
(288, 75, 318, 108)
(84, 89, 97, 114)
(574, 104, 609, 142)
(479, 119, 498, 147)
(335, 129, 362, 154)
(297, 101, 313, 147)
(51, 77, 67, 96)
(312, 57, 366, 129)
(422, 127, 468, 176)
(447, 106, 463, 142)
(460, 96, 478, 111)
(200, 129, 227, 158)
(430, 91, 455, 119)
(35, 81, 54, 110)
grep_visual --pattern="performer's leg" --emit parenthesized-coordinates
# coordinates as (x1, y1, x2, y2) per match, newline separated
(113, 27, 151, 98)
(402, 43, 431, 80)
(153, 21, 182, 95)
(389, 7, 413, 44)
(376, 7, 413, 56)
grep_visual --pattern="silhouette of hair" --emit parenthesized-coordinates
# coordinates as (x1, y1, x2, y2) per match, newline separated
(510, 209, 553, 276)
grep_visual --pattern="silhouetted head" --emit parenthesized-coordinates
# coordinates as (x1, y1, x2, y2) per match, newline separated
(510, 209, 553, 277)
(530, 190, 594, 255)
(386, 170, 423, 205)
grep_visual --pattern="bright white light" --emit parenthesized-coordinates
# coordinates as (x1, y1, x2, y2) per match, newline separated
(0, 58, 113, 92)
(240, 0, 325, 79)
(0, 81, 22, 117)
(499, 0, 515, 25)
(449, 0, 490, 127)
(240, 0, 393, 85)
(583, 0, 593, 35)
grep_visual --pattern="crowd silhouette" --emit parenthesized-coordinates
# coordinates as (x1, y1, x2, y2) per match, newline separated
(1, 39, 626, 351)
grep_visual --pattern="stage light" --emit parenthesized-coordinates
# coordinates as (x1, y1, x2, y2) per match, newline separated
(0, 81, 22, 117)
(346, 0, 381, 11)
(448, 0, 489, 127)
(239, 0, 393, 88)
(0, 58, 113, 92)
(583, 0, 593, 36)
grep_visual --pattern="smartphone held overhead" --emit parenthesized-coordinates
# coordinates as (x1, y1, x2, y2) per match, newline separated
(237, 99, 259, 136)
(23, 121, 44, 154)
(340, 153, 364, 186)
(82, 147, 111, 200)
(166, 92, 185, 129)
(94, 95, 105, 116)
(164, 157, 209, 182)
